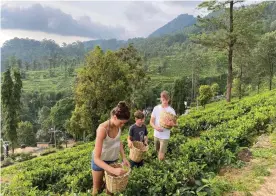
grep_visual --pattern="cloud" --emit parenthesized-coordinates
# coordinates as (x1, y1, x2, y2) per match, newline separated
(125, 2, 164, 22)
(123, 2, 173, 37)
(164, 1, 202, 7)
(0, 1, 204, 42)
(1, 3, 127, 39)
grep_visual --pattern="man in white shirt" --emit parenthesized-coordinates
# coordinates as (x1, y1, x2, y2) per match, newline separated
(150, 91, 176, 161)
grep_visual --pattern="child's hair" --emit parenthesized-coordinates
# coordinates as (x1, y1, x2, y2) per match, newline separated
(161, 90, 170, 101)
(111, 101, 130, 120)
(134, 110, 145, 119)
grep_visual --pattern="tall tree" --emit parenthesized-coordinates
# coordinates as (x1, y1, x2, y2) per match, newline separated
(13, 68, 23, 114)
(38, 106, 51, 130)
(192, 1, 266, 102)
(233, 3, 265, 98)
(184, 43, 207, 101)
(1, 68, 23, 153)
(255, 31, 276, 90)
(171, 77, 191, 114)
(115, 44, 147, 108)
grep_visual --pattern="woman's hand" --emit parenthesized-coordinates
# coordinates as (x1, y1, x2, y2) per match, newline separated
(122, 157, 130, 168)
(112, 167, 127, 176)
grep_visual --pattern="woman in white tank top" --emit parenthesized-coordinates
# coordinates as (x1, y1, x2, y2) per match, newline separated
(92, 101, 130, 195)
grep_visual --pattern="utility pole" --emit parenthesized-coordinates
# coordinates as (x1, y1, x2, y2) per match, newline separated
(2, 140, 10, 159)
(49, 127, 61, 148)
(64, 132, 67, 148)
(54, 126, 56, 148)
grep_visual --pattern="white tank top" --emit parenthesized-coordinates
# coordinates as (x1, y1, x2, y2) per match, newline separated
(93, 120, 121, 161)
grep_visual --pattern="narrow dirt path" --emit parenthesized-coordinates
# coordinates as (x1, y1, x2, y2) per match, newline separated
(252, 133, 276, 196)
(253, 167, 276, 196)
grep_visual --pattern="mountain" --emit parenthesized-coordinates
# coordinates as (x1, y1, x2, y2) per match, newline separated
(148, 14, 197, 38)
(83, 39, 127, 51)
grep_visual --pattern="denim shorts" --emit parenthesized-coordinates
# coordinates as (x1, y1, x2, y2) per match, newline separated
(130, 159, 144, 168)
(91, 156, 118, 171)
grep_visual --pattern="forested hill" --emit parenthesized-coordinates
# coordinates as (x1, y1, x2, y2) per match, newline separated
(0, 11, 198, 73)
(148, 14, 197, 38)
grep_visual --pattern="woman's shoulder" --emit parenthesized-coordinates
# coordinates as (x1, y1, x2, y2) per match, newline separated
(97, 121, 109, 133)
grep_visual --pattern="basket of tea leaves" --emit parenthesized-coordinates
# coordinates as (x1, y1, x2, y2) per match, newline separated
(129, 141, 148, 162)
(159, 110, 177, 129)
(104, 163, 131, 193)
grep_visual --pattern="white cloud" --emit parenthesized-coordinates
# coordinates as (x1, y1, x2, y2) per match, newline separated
(0, 1, 203, 45)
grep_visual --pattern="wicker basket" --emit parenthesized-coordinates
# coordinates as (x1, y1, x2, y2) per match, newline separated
(105, 163, 131, 193)
(129, 141, 149, 162)
(159, 111, 177, 129)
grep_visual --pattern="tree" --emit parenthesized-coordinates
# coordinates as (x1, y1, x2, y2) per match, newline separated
(49, 98, 74, 131)
(232, 3, 266, 98)
(38, 106, 51, 130)
(250, 48, 267, 93)
(255, 31, 276, 90)
(129, 80, 153, 110)
(171, 76, 192, 114)
(115, 44, 148, 108)
(67, 105, 88, 140)
(157, 58, 169, 74)
(70, 45, 146, 139)
(192, 1, 266, 102)
(13, 69, 22, 112)
(1, 68, 23, 153)
(17, 121, 36, 146)
(36, 129, 51, 143)
(211, 83, 220, 96)
(184, 43, 208, 101)
(198, 85, 213, 108)
(232, 78, 245, 98)
(263, 1, 276, 32)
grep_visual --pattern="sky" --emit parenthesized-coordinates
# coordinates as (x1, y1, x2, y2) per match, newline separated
(0, 1, 203, 46)
(0, 1, 263, 46)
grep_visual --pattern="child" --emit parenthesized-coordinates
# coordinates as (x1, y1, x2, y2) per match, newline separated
(128, 110, 148, 168)
(91, 101, 131, 195)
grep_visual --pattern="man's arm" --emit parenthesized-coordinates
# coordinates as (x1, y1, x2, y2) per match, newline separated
(150, 116, 163, 131)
